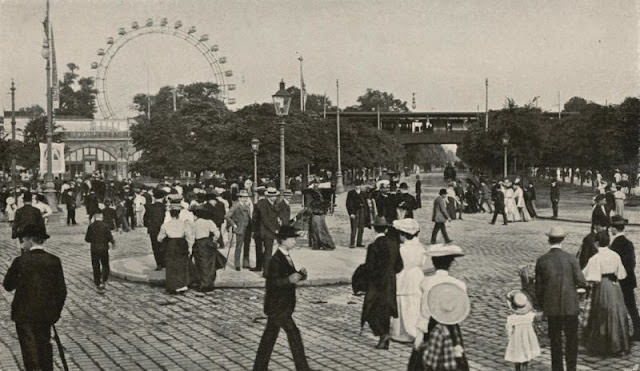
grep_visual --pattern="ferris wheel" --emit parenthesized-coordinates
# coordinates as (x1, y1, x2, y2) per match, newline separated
(91, 17, 236, 119)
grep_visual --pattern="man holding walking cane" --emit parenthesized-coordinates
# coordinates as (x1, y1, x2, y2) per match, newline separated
(3, 223, 67, 371)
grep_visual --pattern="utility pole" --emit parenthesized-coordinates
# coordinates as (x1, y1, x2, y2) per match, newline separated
(10, 79, 17, 194)
(335, 79, 344, 193)
(172, 88, 177, 112)
(485, 78, 489, 131)
(298, 55, 305, 112)
(377, 105, 381, 130)
(558, 91, 561, 119)
(323, 93, 326, 119)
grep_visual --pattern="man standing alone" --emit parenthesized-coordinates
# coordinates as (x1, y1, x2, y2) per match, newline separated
(3, 224, 67, 371)
(415, 175, 422, 209)
(431, 188, 452, 244)
(346, 182, 370, 248)
(550, 180, 560, 219)
(535, 227, 586, 371)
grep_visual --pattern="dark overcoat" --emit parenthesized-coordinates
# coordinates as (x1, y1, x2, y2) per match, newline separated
(535, 248, 586, 316)
(263, 249, 298, 317)
(610, 235, 637, 290)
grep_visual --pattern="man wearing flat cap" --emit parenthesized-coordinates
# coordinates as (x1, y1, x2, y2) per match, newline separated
(535, 226, 586, 371)
(610, 215, 640, 341)
(3, 224, 67, 371)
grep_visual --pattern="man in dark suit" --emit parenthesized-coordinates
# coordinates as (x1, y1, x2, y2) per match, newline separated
(431, 188, 452, 244)
(591, 194, 611, 230)
(85, 190, 99, 221)
(490, 183, 508, 225)
(415, 175, 422, 208)
(85, 210, 115, 291)
(3, 224, 67, 371)
(535, 227, 586, 371)
(396, 182, 418, 218)
(604, 185, 615, 216)
(610, 215, 640, 341)
(12, 191, 46, 247)
(253, 225, 310, 371)
(252, 187, 282, 272)
(346, 182, 370, 248)
(61, 189, 77, 225)
(144, 189, 167, 270)
(550, 180, 560, 218)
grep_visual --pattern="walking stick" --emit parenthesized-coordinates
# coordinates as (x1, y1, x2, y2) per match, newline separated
(52, 325, 69, 371)
(223, 231, 235, 270)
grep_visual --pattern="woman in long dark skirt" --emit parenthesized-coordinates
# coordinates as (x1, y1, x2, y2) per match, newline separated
(307, 184, 335, 250)
(582, 232, 630, 355)
(191, 207, 220, 292)
(157, 205, 194, 294)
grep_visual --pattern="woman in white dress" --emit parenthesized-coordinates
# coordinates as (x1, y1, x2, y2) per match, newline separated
(513, 183, 529, 222)
(390, 218, 425, 343)
(504, 182, 519, 222)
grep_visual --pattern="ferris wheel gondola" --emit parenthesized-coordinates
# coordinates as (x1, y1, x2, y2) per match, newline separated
(91, 17, 235, 119)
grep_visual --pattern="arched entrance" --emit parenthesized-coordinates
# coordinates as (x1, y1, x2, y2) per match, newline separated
(65, 147, 118, 179)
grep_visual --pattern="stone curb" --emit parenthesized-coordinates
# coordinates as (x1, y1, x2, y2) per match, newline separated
(537, 216, 640, 227)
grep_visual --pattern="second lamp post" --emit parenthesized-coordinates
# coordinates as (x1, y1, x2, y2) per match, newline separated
(502, 132, 510, 179)
(272, 80, 292, 193)
(251, 138, 260, 203)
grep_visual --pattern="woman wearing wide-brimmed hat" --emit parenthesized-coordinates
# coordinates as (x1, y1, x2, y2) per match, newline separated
(409, 244, 470, 371)
(157, 201, 195, 294)
(390, 218, 425, 343)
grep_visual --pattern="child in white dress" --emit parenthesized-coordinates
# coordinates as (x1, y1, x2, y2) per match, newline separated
(504, 290, 541, 371)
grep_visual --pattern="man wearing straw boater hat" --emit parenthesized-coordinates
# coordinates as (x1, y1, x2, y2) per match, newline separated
(252, 187, 282, 273)
(535, 226, 586, 371)
(253, 225, 310, 371)
(610, 215, 640, 341)
(3, 223, 67, 371)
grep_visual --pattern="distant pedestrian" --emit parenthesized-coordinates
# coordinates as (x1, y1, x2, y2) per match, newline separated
(85, 190, 99, 221)
(225, 190, 253, 270)
(346, 181, 370, 248)
(550, 180, 560, 219)
(431, 189, 452, 244)
(252, 187, 282, 273)
(157, 202, 194, 295)
(84, 210, 115, 291)
(3, 223, 67, 371)
(62, 189, 77, 225)
(415, 175, 422, 209)
(490, 183, 508, 225)
(613, 185, 625, 217)
(591, 194, 610, 230)
(253, 226, 310, 371)
(609, 215, 640, 342)
(479, 181, 493, 213)
(396, 182, 418, 219)
(191, 206, 220, 292)
(12, 191, 46, 250)
(144, 189, 167, 270)
(504, 290, 541, 371)
(524, 183, 537, 219)
(535, 226, 586, 371)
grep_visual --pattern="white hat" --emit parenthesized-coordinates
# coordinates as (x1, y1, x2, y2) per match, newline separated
(392, 218, 420, 235)
(506, 290, 533, 315)
(265, 187, 280, 196)
(545, 226, 566, 238)
(425, 280, 470, 325)
(428, 244, 464, 257)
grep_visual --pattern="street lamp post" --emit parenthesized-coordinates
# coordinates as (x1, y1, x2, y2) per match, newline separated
(335, 80, 344, 193)
(502, 132, 510, 179)
(272, 80, 292, 193)
(41, 37, 58, 211)
(10, 80, 17, 195)
(251, 138, 260, 203)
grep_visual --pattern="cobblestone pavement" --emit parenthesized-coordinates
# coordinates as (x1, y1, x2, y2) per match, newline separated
(1, 172, 639, 370)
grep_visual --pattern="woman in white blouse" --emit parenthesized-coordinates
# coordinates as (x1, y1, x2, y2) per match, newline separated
(582, 232, 630, 355)
(158, 203, 194, 294)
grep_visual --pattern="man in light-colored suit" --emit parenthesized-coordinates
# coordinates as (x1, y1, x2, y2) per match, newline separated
(430, 188, 452, 244)
(535, 226, 586, 371)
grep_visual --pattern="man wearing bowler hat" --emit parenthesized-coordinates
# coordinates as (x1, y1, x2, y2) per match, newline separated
(253, 225, 310, 371)
(535, 226, 586, 371)
(11, 191, 46, 251)
(610, 215, 640, 341)
(3, 224, 67, 371)
(252, 187, 282, 273)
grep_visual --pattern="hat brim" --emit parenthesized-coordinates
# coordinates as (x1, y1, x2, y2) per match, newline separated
(425, 282, 470, 325)
(506, 290, 533, 314)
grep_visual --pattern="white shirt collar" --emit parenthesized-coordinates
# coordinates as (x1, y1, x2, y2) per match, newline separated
(278, 246, 290, 256)
(613, 232, 625, 239)
(375, 232, 385, 239)
(550, 244, 562, 249)
(29, 244, 45, 251)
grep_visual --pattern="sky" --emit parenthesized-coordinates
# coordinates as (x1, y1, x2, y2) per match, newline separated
(0, 0, 638, 119)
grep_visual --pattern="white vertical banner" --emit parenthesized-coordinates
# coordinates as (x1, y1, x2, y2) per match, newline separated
(40, 142, 66, 175)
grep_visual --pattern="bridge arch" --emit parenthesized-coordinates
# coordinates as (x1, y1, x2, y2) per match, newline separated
(64, 146, 119, 179)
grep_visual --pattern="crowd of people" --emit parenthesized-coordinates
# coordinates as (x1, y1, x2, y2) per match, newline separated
(1, 165, 638, 371)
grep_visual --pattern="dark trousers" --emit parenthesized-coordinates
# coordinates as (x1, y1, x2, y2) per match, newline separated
(128, 213, 136, 230)
(552, 201, 559, 218)
(491, 206, 508, 224)
(547, 315, 578, 371)
(255, 237, 274, 271)
(149, 232, 165, 268)
(430, 222, 451, 244)
(66, 206, 76, 225)
(416, 193, 421, 208)
(253, 314, 310, 371)
(349, 210, 365, 247)
(91, 249, 110, 286)
(234, 229, 252, 269)
(16, 322, 53, 371)
(622, 286, 640, 336)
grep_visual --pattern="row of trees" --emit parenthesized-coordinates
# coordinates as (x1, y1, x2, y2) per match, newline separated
(457, 96, 640, 180)
(129, 83, 414, 179)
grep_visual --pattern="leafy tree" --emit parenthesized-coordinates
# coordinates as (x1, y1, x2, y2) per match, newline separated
(347, 89, 409, 112)
(57, 63, 97, 118)
(563, 96, 588, 112)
